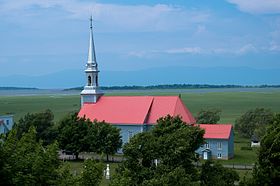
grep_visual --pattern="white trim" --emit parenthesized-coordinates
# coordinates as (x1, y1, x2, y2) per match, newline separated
(203, 151, 208, 160)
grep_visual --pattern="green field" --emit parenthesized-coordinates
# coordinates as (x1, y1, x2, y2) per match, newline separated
(1, 91, 280, 124)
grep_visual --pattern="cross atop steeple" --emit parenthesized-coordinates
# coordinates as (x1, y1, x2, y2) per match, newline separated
(90, 15, 93, 29)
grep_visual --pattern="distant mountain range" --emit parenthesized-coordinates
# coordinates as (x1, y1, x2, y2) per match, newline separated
(0, 66, 279, 89)
(64, 84, 280, 91)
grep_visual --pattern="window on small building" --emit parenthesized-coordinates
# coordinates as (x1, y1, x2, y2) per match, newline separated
(205, 143, 210, 149)
(217, 142, 222, 150)
(6, 120, 9, 125)
(217, 153, 222, 159)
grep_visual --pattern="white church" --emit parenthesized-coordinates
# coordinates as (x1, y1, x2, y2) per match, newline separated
(78, 17, 234, 160)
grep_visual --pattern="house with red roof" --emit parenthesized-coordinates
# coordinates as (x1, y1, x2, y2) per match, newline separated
(196, 124, 234, 160)
(78, 17, 234, 159)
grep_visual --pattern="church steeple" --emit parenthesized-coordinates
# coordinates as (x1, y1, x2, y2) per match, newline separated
(81, 16, 103, 106)
(87, 15, 97, 69)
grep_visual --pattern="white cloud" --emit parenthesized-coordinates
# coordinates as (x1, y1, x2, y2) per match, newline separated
(166, 47, 202, 54)
(0, 0, 210, 32)
(195, 25, 206, 34)
(227, 0, 280, 14)
(127, 44, 261, 58)
(207, 44, 258, 55)
(127, 51, 147, 58)
(268, 41, 280, 51)
(235, 44, 257, 54)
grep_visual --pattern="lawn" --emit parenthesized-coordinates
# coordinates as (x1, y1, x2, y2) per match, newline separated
(67, 160, 252, 185)
(67, 160, 119, 186)
(212, 133, 258, 165)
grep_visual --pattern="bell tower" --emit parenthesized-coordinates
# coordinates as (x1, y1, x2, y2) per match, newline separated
(81, 16, 103, 106)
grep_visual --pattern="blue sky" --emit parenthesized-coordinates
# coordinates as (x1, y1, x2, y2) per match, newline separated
(0, 0, 280, 87)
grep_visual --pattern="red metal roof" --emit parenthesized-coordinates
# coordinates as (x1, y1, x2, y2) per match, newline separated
(146, 96, 195, 124)
(79, 96, 153, 124)
(198, 124, 232, 139)
(78, 96, 195, 125)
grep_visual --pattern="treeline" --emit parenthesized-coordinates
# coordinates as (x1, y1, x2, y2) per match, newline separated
(64, 84, 280, 91)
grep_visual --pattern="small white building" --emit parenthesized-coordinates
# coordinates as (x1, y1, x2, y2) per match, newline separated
(251, 135, 260, 147)
(0, 115, 14, 134)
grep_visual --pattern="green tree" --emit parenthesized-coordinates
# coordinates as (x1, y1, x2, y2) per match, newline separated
(110, 115, 205, 185)
(200, 160, 239, 186)
(87, 120, 122, 161)
(79, 159, 104, 186)
(235, 108, 274, 138)
(195, 109, 221, 124)
(243, 113, 280, 186)
(57, 163, 79, 186)
(58, 113, 90, 159)
(14, 109, 57, 145)
(1, 126, 61, 185)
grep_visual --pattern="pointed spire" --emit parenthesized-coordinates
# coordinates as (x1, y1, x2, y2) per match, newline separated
(87, 15, 97, 67)
(81, 15, 104, 105)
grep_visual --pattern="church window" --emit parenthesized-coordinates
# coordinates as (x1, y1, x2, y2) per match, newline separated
(88, 76, 92, 86)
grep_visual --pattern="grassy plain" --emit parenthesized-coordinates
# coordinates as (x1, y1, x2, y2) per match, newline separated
(1, 90, 280, 124)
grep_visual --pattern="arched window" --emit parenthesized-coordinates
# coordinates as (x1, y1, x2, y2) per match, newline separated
(88, 76, 92, 86)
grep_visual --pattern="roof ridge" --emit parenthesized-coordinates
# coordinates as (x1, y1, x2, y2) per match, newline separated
(172, 96, 180, 117)
(143, 97, 154, 124)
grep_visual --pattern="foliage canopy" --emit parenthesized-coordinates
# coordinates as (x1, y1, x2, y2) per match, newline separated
(242, 113, 280, 186)
(111, 115, 205, 185)
(14, 109, 57, 145)
(195, 109, 221, 124)
(235, 108, 274, 138)
(58, 113, 122, 160)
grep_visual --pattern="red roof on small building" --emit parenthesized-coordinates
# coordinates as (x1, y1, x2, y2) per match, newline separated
(198, 124, 232, 139)
(78, 96, 195, 124)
